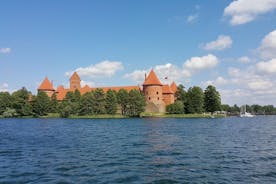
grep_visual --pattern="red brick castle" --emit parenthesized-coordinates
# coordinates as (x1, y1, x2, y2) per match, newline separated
(38, 69, 177, 113)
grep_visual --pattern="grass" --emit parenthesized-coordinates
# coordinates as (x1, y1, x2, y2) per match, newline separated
(140, 112, 225, 118)
(69, 114, 127, 119)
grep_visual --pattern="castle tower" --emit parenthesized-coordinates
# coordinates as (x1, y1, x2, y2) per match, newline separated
(143, 69, 165, 113)
(162, 84, 175, 105)
(37, 77, 55, 97)
(70, 72, 81, 91)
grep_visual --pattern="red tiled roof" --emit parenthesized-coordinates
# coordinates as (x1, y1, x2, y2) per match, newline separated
(162, 84, 173, 94)
(80, 85, 91, 95)
(38, 77, 55, 91)
(56, 85, 68, 101)
(143, 69, 162, 86)
(70, 72, 80, 81)
(170, 81, 177, 93)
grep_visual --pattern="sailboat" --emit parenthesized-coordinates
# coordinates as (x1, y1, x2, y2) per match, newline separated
(240, 105, 255, 117)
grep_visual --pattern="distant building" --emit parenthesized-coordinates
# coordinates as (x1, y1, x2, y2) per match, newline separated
(38, 69, 177, 113)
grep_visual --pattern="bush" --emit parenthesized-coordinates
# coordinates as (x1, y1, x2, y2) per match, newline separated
(166, 101, 184, 114)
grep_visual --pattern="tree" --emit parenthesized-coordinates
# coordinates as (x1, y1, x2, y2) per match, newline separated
(117, 89, 129, 115)
(93, 88, 106, 114)
(64, 90, 80, 114)
(204, 85, 221, 114)
(58, 100, 72, 118)
(49, 93, 59, 113)
(126, 90, 145, 117)
(186, 86, 204, 114)
(32, 91, 50, 116)
(105, 89, 118, 115)
(166, 101, 184, 114)
(12, 87, 33, 116)
(2, 108, 18, 118)
(0, 92, 13, 115)
(79, 92, 95, 115)
(175, 84, 186, 102)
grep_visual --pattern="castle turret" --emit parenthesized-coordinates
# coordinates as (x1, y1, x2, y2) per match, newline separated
(143, 69, 165, 113)
(37, 77, 55, 97)
(70, 72, 81, 91)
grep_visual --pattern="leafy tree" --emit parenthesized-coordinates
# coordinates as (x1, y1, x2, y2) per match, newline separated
(64, 90, 80, 114)
(204, 85, 221, 114)
(12, 87, 33, 116)
(32, 91, 51, 116)
(0, 92, 13, 115)
(105, 89, 118, 115)
(2, 108, 18, 118)
(221, 104, 231, 112)
(175, 84, 186, 102)
(49, 93, 59, 113)
(93, 88, 106, 114)
(166, 101, 184, 114)
(117, 89, 129, 115)
(79, 92, 95, 115)
(126, 90, 145, 117)
(263, 105, 275, 115)
(58, 100, 72, 118)
(186, 86, 204, 114)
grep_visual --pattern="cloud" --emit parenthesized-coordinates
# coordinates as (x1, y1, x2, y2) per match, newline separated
(224, 0, 276, 25)
(258, 30, 276, 59)
(202, 35, 233, 51)
(238, 56, 250, 63)
(66, 60, 124, 78)
(80, 80, 95, 87)
(184, 54, 219, 71)
(0, 83, 9, 92)
(125, 54, 219, 85)
(186, 14, 198, 23)
(255, 58, 276, 75)
(0, 48, 11, 54)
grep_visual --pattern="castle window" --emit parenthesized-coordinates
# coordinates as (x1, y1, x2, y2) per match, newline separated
(156, 91, 159, 95)
(149, 97, 151, 100)
(157, 97, 159, 100)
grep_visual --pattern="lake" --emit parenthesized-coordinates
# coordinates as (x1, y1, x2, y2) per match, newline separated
(0, 116, 276, 183)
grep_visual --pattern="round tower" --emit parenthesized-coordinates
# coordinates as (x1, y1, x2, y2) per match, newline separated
(143, 69, 165, 112)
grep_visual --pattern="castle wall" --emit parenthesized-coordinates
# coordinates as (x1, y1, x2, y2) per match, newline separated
(143, 85, 163, 104)
(162, 93, 175, 106)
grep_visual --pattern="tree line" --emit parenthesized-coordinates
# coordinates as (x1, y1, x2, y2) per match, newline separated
(0, 87, 145, 118)
(166, 85, 222, 114)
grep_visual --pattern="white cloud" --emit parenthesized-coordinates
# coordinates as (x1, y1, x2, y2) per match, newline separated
(123, 70, 147, 85)
(184, 54, 219, 71)
(258, 30, 276, 59)
(224, 0, 276, 25)
(0, 48, 11, 54)
(0, 83, 9, 92)
(202, 35, 233, 51)
(238, 56, 250, 63)
(255, 58, 276, 74)
(80, 80, 95, 87)
(186, 14, 198, 23)
(66, 60, 124, 78)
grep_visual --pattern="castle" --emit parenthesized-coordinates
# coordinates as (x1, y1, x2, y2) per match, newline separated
(38, 69, 177, 113)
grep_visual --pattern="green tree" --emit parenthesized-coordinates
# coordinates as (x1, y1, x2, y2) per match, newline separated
(58, 100, 72, 118)
(0, 92, 13, 115)
(117, 89, 129, 115)
(2, 108, 18, 118)
(93, 88, 106, 114)
(105, 89, 118, 115)
(186, 86, 204, 114)
(166, 101, 184, 114)
(79, 92, 95, 115)
(12, 87, 33, 116)
(204, 85, 221, 114)
(175, 84, 186, 102)
(126, 90, 145, 117)
(64, 90, 80, 114)
(49, 93, 59, 113)
(32, 91, 51, 116)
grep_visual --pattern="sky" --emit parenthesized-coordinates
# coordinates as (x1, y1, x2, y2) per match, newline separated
(0, 0, 276, 106)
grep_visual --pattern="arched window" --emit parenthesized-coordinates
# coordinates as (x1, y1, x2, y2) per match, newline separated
(157, 97, 159, 100)
(156, 91, 159, 95)
(149, 97, 151, 100)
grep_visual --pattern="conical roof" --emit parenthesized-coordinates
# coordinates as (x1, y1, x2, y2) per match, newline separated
(143, 69, 162, 86)
(170, 81, 177, 93)
(38, 77, 55, 91)
(70, 72, 80, 81)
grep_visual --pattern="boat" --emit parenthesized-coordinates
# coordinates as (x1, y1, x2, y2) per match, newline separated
(240, 105, 255, 117)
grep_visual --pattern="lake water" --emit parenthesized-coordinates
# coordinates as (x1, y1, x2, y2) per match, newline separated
(0, 116, 276, 184)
